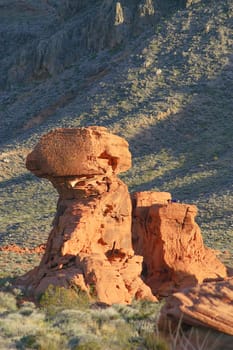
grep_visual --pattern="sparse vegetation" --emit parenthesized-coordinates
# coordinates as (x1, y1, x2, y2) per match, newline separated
(0, 285, 166, 350)
(39, 285, 90, 316)
(0, 0, 233, 348)
(0, 284, 231, 349)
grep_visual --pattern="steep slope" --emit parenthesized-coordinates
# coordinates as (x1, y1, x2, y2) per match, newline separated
(0, 0, 186, 143)
(0, 0, 232, 267)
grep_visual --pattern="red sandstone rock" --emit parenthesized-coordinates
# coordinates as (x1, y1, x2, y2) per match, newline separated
(132, 191, 172, 207)
(159, 277, 233, 335)
(16, 126, 227, 309)
(17, 127, 156, 304)
(132, 193, 227, 296)
(0, 244, 45, 254)
(26, 126, 131, 177)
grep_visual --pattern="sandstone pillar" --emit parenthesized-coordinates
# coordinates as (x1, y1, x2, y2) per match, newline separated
(132, 192, 227, 296)
(17, 127, 156, 304)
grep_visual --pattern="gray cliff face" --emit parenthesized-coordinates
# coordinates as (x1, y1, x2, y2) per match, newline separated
(0, 0, 188, 89)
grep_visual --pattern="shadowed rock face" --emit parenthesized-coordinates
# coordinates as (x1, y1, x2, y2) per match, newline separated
(18, 126, 156, 304)
(132, 192, 227, 296)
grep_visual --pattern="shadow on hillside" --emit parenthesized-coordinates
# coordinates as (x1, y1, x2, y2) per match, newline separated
(0, 276, 16, 289)
(127, 57, 233, 200)
(0, 0, 189, 149)
(0, 173, 38, 190)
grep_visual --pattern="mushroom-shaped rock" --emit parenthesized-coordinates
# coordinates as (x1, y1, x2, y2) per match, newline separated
(26, 126, 131, 177)
(17, 127, 156, 305)
(132, 192, 227, 296)
(159, 277, 233, 335)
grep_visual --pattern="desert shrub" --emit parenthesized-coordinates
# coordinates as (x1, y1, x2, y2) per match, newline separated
(99, 318, 136, 349)
(17, 334, 38, 349)
(0, 291, 17, 312)
(0, 311, 45, 338)
(39, 285, 90, 316)
(72, 341, 102, 350)
(17, 331, 67, 350)
(51, 309, 93, 338)
(0, 274, 16, 289)
(113, 299, 161, 322)
(139, 328, 170, 350)
(52, 308, 135, 350)
(0, 334, 15, 349)
(90, 306, 120, 323)
(19, 302, 36, 316)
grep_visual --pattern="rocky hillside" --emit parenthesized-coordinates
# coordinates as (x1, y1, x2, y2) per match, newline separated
(0, 0, 188, 142)
(0, 0, 232, 262)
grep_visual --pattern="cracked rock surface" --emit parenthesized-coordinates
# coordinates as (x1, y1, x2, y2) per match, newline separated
(17, 126, 156, 304)
(17, 126, 228, 323)
(159, 277, 233, 335)
(132, 192, 227, 296)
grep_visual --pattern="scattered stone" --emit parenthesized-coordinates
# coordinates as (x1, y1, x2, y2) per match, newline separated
(0, 244, 45, 254)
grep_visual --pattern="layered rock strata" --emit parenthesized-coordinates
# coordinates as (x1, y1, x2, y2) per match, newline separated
(17, 126, 156, 304)
(159, 277, 233, 335)
(132, 192, 227, 296)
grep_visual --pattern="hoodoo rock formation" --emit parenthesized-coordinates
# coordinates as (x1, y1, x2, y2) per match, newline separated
(17, 126, 156, 304)
(132, 192, 227, 296)
(17, 126, 227, 312)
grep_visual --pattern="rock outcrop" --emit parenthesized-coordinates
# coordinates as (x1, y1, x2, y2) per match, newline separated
(17, 126, 228, 311)
(132, 192, 227, 296)
(26, 126, 131, 178)
(0, 244, 45, 254)
(159, 277, 233, 335)
(1, 0, 187, 89)
(17, 126, 156, 304)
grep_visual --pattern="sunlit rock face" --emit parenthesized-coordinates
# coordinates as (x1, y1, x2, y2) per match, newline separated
(17, 126, 226, 307)
(25, 126, 132, 178)
(18, 126, 156, 304)
(131, 191, 227, 296)
(159, 276, 233, 336)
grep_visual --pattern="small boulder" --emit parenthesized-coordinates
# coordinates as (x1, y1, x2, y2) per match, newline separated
(160, 277, 233, 335)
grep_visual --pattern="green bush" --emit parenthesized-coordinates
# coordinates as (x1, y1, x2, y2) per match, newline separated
(72, 341, 102, 350)
(141, 331, 170, 350)
(39, 285, 90, 316)
(17, 332, 67, 350)
(0, 291, 17, 312)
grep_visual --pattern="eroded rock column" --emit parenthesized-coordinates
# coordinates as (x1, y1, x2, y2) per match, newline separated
(132, 192, 227, 296)
(17, 126, 156, 304)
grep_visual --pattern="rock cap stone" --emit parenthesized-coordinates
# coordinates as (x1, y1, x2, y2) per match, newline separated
(26, 126, 131, 177)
